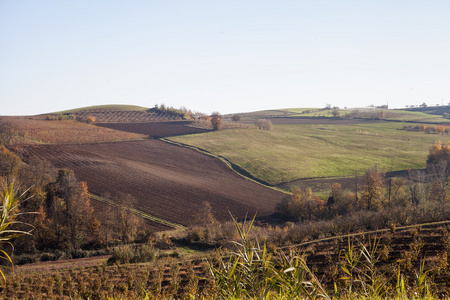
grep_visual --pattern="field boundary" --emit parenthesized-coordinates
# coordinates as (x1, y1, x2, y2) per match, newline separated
(283, 219, 450, 250)
(160, 138, 289, 194)
(90, 194, 186, 230)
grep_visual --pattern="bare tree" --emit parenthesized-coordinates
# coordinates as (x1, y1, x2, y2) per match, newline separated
(427, 159, 448, 205)
(362, 165, 384, 210)
(407, 169, 426, 206)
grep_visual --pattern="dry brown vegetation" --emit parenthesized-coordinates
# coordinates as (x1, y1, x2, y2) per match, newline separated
(1, 117, 146, 144)
(3, 218, 450, 299)
(404, 123, 450, 134)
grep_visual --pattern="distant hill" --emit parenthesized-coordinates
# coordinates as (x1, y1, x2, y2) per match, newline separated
(401, 105, 450, 116)
(48, 105, 188, 123)
(55, 104, 150, 114)
(233, 106, 449, 124)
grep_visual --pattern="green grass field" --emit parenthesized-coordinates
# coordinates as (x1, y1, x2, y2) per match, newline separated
(169, 121, 443, 185)
(240, 107, 447, 121)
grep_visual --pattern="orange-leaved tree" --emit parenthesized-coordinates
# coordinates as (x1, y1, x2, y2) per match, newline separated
(427, 140, 450, 166)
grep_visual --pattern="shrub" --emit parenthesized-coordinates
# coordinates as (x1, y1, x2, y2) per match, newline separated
(14, 254, 38, 265)
(255, 119, 273, 130)
(86, 115, 96, 124)
(108, 244, 157, 265)
(231, 114, 241, 122)
(211, 112, 223, 130)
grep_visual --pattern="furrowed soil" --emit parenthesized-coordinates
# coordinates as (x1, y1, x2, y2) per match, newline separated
(21, 140, 285, 227)
(96, 121, 211, 138)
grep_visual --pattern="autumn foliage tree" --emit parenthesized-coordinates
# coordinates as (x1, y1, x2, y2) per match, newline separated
(86, 115, 96, 124)
(275, 186, 323, 222)
(435, 125, 446, 134)
(211, 112, 223, 130)
(0, 146, 21, 178)
(44, 169, 100, 249)
(427, 140, 450, 166)
(362, 165, 384, 210)
(0, 121, 16, 146)
(115, 193, 140, 244)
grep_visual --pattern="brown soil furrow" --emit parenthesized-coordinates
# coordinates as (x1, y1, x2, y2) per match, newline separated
(22, 140, 285, 227)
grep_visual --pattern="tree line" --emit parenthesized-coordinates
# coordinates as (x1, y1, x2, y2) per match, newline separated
(0, 142, 145, 257)
(276, 140, 450, 223)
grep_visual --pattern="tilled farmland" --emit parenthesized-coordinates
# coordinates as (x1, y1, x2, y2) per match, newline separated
(21, 139, 285, 227)
(6, 223, 450, 299)
(96, 121, 211, 138)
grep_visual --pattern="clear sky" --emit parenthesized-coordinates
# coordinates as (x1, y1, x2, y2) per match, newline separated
(1, 1, 449, 116)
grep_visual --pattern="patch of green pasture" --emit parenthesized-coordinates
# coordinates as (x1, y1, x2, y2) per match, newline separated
(388, 110, 446, 122)
(169, 122, 443, 185)
(240, 109, 290, 118)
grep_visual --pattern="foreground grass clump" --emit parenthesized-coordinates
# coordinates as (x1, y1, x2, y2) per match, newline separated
(210, 216, 330, 299)
(0, 180, 34, 281)
(209, 216, 440, 300)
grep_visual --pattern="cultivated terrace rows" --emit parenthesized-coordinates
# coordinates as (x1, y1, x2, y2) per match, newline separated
(72, 110, 184, 123)
(3, 222, 450, 299)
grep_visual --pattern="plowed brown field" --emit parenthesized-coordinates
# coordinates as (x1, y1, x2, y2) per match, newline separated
(22, 140, 285, 227)
(96, 121, 211, 138)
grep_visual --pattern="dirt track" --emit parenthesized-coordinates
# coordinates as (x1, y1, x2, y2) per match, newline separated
(22, 140, 285, 227)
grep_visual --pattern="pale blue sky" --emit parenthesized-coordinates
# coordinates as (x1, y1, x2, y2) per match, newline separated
(1, 1, 449, 115)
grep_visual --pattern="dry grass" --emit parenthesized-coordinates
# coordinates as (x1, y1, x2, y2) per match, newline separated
(1, 117, 146, 144)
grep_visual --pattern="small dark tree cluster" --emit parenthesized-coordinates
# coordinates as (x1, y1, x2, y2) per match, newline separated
(45, 114, 76, 121)
(231, 114, 242, 122)
(151, 104, 192, 119)
(332, 108, 340, 117)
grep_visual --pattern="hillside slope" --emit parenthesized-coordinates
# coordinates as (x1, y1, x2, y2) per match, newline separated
(20, 140, 285, 226)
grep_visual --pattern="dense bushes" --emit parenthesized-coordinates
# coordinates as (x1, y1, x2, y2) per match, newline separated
(108, 244, 157, 264)
(211, 112, 223, 131)
(255, 119, 273, 130)
(186, 201, 450, 251)
(404, 124, 449, 134)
